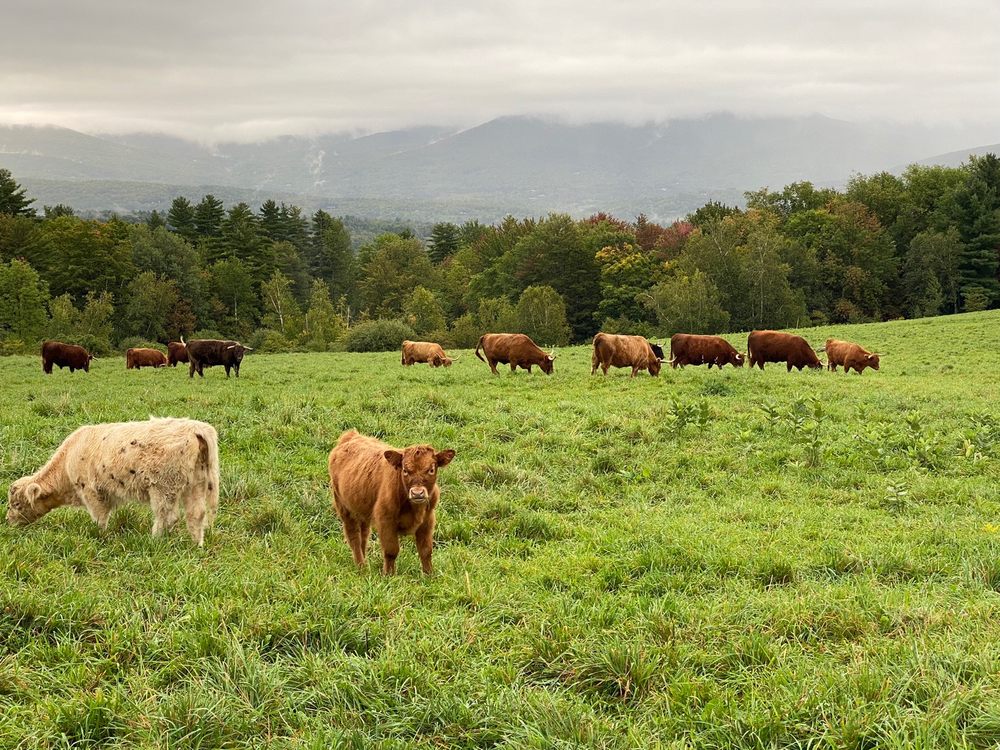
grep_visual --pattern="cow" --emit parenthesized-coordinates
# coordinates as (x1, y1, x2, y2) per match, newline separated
(475, 333, 555, 374)
(126, 347, 168, 370)
(167, 337, 189, 367)
(825, 338, 881, 374)
(747, 330, 823, 371)
(41, 341, 93, 374)
(591, 332, 662, 377)
(328, 429, 455, 575)
(6, 417, 219, 546)
(648, 342, 666, 360)
(669, 334, 745, 369)
(401, 340, 458, 367)
(186, 339, 253, 379)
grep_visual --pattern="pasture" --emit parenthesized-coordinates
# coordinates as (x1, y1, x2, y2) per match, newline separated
(2, 311, 1000, 748)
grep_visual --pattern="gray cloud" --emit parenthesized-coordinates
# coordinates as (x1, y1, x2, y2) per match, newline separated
(2, 0, 998, 141)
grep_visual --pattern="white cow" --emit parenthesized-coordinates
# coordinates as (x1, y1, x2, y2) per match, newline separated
(7, 417, 219, 546)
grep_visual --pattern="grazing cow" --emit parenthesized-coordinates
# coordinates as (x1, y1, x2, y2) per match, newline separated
(475, 333, 555, 374)
(186, 339, 253, 379)
(167, 338, 189, 367)
(328, 429, 455, 575)
(825, 339, 881, 374)
(6, 417, 219, 546)
(41, 341, 93, 374)
(401, 340, 457, 367)
(747, 330, 823, 371)
(126, 347, 168, 370)
(591, 332, 662, 377)
(669, 334, 745, 369)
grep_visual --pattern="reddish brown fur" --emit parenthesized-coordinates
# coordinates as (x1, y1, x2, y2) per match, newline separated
(167, 341, 189, 366)
(126, 348, 168, 369)
(825, 338, 880, 375)
(328, 430, 455, 575)
(591, 333, 662, 377)
(475, 333, 554, 374)
(41, 341, 93, 374)
(401, 340, 452, 367)
(748, 331, 823, 371)
(669, 334, 744, 369)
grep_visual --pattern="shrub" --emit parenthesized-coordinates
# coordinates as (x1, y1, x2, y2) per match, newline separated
(343, 319, 416, 352)
(248, 329, 297, 353)
(449, 313, 481, 348)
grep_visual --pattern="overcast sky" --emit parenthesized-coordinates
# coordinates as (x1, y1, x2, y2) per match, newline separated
(2, 0, 998, 142)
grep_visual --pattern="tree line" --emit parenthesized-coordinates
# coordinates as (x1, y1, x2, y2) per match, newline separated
(1, 154, 998, 355)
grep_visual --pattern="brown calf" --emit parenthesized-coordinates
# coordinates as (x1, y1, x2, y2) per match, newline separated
(328, 430, 455, 575)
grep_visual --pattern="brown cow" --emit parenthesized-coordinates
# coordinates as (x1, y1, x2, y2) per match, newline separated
(591, 333, 662, 377)
(825, 339, 881, 374)
(401, 340, 457, 367)
(670, 334, 745, 369)
(747, 331, 823, 371)
(41, 341, 93, 374)
(328, 430, 455, 575)
(186, 339, 252, 379)
(126, 348, 168, 370)
(475, 333, 555, 374)
(167, 338, 189, 367)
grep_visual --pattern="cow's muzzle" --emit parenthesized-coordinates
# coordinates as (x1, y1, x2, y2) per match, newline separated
(408, 488, 429, 503)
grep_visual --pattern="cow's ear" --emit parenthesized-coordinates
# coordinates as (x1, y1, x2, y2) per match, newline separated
(383, 450, 404, 469)
(435, 449, 456, 467)
(24, 483, 42, 506)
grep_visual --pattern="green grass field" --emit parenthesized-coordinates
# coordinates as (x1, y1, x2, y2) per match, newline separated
(2, 312, 1000, 749)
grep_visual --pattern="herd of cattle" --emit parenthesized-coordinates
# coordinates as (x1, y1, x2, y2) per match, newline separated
(38, 329, 881, 380)
(14, 328, 883, 571)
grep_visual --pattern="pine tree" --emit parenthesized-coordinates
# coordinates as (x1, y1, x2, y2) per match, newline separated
(428, 222, 460, 263)
(0, 169, 36, 217)
(167, 197, 197, 242)
(953, 154, 1000, 306)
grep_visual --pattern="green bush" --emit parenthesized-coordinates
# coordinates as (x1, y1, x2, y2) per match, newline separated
(248, 329, 296, 353)
(343, 319, 416, 353)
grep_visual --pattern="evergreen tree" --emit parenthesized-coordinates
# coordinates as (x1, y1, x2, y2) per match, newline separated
(167, 197, 197, 242)
(259, 200, 283, 241)
(0, 169, 36, 217)
(952, 154, 1000, 305)
(428, 222, 460, 263)
(311, 210, 353, 299)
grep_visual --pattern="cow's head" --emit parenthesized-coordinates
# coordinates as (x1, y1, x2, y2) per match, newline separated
(384, 445, 456, 504)
(647, 351, 662, 376)
(441, 357, 454, 367)
(648, 342, 666, 360)
(84, 354, 94, 372)
(732, 352, 746, 368)
(540, 350, 555, 375)
(226, 343, 253, 361)
(866, 353, 881, 370)
(7, 479, 47, 526)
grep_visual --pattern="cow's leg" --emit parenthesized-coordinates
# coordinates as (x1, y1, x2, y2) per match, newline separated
(786, 362, 793, 372)
(224, 364, 231, 378)
(189, 360, 196, 378)
(415, 519, 434, 575)
(527, 365, 532, 373)
(630, 366, 638, 378)
(359, 521, 371, 559)
(489, 359, 499, 375)
(235, 362, 240, 378)
(79, 488, 112, 531)
(183, 492, 208, 547)
(149, 488, 180, 538)
(510, 362, 517, 373)
(339, 513, 366, 567)
(602, 362, 610, 375)
(377, 525, 401, 575)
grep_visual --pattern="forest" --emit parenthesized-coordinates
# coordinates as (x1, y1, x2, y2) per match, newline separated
(0, 153, 998, 356)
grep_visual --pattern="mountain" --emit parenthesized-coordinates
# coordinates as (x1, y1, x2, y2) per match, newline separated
(1, 116, 992, 222)
(911, 142, 1000, 169)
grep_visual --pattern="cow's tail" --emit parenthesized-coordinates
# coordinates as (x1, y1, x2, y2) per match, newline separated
(475, 336, 487, 363)
(125, 349, 133, 370)
(195, 425, 220, 528)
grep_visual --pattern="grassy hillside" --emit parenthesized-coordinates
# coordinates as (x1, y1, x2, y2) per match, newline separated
(2, 311, 1000, 747)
